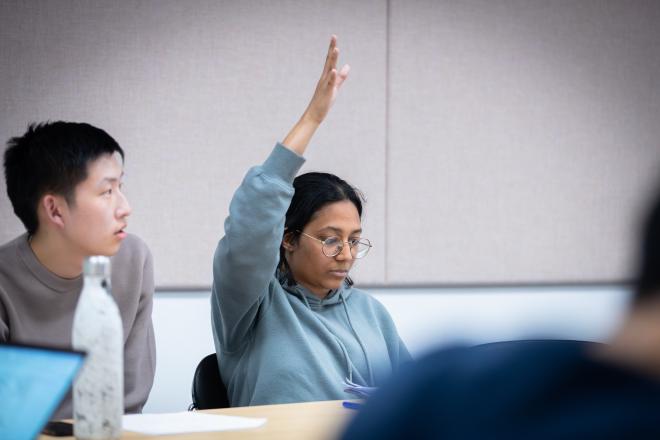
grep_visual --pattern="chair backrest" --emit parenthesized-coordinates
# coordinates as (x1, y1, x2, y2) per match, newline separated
(189, 353, 230, 410)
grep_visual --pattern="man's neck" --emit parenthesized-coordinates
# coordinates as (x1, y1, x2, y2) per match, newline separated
(29, 230, 84, 279)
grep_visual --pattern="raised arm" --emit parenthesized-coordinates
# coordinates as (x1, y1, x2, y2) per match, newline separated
(282, 35, 350, 156)
(212, 36, 349, 351)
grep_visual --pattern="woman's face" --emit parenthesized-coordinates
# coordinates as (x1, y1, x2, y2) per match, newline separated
(284, 200, 362, 298)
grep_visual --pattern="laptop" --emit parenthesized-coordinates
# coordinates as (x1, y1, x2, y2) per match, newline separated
(0, 342, 85, 440)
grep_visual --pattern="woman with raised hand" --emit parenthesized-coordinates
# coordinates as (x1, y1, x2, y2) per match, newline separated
(211, 35, 410, 407)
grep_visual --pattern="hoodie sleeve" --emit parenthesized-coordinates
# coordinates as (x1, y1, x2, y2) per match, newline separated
(211, 143, 305, 353)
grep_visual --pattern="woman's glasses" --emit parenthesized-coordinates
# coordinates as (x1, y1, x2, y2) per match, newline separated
(297, 231, 372, 258)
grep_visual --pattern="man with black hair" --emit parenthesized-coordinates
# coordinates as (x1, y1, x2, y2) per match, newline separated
(342, 182, 660, 439)
(0, 122, 156, 419)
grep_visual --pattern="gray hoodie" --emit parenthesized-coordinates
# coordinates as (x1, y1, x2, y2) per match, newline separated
(211, 143, 411, 407)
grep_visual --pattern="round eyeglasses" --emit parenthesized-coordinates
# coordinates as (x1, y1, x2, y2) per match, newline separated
(297, 230, 372, 259)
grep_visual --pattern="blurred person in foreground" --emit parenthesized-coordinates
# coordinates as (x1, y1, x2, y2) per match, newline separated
(342, 180, 660, 439)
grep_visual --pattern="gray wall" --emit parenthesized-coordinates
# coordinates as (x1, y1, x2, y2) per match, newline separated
(1, 0, 659, 288)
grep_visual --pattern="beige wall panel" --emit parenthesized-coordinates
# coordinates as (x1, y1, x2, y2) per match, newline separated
(387, 0, 660, 283)
(0, 0, 387, 288)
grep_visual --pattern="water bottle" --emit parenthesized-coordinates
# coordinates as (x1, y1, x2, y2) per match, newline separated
(72, 256, 123, 439)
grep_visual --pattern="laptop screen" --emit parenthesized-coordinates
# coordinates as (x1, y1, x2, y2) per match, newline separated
(0, 342, 85, 440)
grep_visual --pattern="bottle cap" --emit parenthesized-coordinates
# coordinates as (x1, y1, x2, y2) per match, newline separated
(83, 256, 111, 278)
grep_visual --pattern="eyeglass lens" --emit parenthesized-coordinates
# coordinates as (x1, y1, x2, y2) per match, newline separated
(322, 237, 370, 258)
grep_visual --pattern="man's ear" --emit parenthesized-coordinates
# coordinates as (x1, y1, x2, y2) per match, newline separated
(40, 194, 67, 229)
(281, 231, 297, 251)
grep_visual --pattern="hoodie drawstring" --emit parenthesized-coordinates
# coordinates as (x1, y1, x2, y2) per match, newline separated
(340, 291, 375, 387)
(299, 289, 355, 383)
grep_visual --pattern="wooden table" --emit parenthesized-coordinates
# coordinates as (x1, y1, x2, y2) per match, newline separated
(41, 400, 356, 440)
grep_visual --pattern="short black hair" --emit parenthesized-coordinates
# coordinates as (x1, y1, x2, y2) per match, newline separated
(4, 121, 124, 235)
(634, 180, 660, 302)
(279, 172, 365, 286)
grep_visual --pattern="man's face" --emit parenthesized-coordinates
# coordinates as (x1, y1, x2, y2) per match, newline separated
(59, 152, 131, 257)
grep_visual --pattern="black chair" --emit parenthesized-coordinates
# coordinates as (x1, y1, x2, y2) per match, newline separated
(189, 353, 230, 410)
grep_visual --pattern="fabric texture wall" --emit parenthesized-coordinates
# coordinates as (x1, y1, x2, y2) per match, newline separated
(1, 0, 659, 288)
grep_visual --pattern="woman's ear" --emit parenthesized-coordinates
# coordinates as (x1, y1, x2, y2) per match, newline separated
(281, 231, 296, 251)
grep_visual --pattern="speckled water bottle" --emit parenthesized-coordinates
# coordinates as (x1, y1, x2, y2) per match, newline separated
(72, 256, 123, 440)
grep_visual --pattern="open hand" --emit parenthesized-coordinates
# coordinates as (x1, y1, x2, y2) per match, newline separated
(281, 35, 350, 155)
(303, 35, 350, 125)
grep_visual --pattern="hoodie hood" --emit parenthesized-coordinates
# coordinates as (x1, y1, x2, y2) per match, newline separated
(278, 270, 353, 310)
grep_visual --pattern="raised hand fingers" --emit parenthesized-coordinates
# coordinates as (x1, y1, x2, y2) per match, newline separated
(326, 68, 337, 88)
(322, 35, 338, 75)
(336, 64, 350, 88)
(297, 35, 348, 127)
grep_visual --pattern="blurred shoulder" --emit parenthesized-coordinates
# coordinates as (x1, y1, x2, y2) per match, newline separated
(408, 340, 590, 390)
